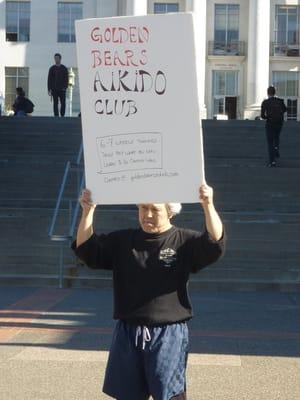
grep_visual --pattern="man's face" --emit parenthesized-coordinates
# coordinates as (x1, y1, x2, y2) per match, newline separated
(54, 56, 61, 65)
(138, 204, 171, 234)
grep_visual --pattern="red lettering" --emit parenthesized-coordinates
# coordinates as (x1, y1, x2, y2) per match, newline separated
(91, 50, 101, 68)
(119, 27, 129, 43)
(104, 50, 112, 66)
(91, 27, 101, 42)
(113, 50, 126, 66)
(111, 27, 119, 43)
(129, 26, 137, 43)
(124, 50, 139, 67)
(90, 26, 149, 44)
(139, 27, 149, 43)
(140, 49, 148, 66)
(104, 28, 111, 42)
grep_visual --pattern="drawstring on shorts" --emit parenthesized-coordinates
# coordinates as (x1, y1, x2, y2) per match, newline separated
(135, 326, 151, 350)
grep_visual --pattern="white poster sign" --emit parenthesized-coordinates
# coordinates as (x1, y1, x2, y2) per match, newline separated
(75, 13, 204, 204)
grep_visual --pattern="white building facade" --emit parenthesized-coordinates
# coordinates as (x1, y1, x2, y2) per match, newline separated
(1, 0, 300, 119)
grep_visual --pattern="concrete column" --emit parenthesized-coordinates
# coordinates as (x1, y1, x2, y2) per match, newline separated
(186, 0, 207, 119)
(244, 0, 270, 119)
(126, 0, 147, 16)
(0, 0, 7, 112)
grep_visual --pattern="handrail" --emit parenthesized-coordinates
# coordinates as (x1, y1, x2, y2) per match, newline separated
(48, 160, 71, 238)
(48, 142, 85, 288)
(76, 142, 84, 165)
(49, 142, 84, 239)
(69, 172, 85, 238)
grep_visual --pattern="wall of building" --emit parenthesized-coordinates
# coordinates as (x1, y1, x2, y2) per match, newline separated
(1, 0, 300, 119)
(206, 0, 249, 118)
(0, 0, 118, 116)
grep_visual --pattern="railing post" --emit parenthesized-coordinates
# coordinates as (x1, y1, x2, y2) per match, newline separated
(69, 199, 73, 227)
(48, 161, 71, 238)
(59, 243, 64, 289)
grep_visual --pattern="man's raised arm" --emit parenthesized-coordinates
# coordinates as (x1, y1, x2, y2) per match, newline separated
(199, 183, 223, 241)
(76, 189, 96, 247)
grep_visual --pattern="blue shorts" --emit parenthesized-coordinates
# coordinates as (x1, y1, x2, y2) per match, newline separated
(103, 320, 189, 400)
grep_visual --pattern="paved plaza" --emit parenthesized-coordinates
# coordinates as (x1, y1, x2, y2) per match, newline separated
(0, 286, 299, 400)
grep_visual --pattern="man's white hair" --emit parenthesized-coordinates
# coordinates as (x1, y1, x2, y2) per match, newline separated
(137, 203, 182, 217)
(166, 203, 182, 217)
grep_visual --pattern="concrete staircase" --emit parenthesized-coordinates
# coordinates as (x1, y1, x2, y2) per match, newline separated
(0, 117, 82, 286)
(0, 117, 299, 290)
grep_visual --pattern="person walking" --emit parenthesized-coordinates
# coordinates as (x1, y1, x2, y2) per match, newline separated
(12, 87, 34, 116)
(72, 183, 225, 400)
(261, 86, 287, 167)
(47, 53, 69, 117)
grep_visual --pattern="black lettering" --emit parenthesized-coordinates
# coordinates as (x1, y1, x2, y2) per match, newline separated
(94, 71, 109, 92)
(105, 99, 113, 115)
(125, 100, 137, 117)
(155, 71, 167, 95)
(114, 99, 126, 115)
(139, 70, 153, 92)
(117, 70, 131, 91)
(95, 99, 104, 114)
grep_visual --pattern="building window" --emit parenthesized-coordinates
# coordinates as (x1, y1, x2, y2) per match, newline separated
(273, 71, 299, 120)
(273, 71, 298, 97)
(5, 67, 29, 113)
(58, 2, 82, 43)
(275, 5, 299, 45)
(215, 4, 239, 44)
(213, 70, 239, 119)
(6, 1, 30, 42)
(213, 71, 238, 97)
(154, 3, 179, 14)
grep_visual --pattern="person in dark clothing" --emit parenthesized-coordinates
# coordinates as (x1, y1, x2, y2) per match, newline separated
(47, 53, 69, 117)
(12, 87, 34, 116)
(72, 184, 225, 400)
(261, 86, 287, 167)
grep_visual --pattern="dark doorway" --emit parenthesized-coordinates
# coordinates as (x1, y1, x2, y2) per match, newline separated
(225, 97, 237, 119)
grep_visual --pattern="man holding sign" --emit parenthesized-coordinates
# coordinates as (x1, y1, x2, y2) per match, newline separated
(74, 13, 224, 398)
(72, 183, 225, 400)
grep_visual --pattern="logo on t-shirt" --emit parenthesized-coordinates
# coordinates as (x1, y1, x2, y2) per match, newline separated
(159, 248, 177, 267)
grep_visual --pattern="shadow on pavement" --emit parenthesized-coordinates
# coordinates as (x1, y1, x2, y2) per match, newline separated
(0, 287, 300, 358)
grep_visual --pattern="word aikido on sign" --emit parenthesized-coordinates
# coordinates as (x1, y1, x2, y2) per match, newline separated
(90, 24, 167, 117)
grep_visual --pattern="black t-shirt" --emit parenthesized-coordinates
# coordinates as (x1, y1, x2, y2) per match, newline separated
(261, 97, 287, 125)
(47, 64, 69, 91)
(71, 226, 225, 326)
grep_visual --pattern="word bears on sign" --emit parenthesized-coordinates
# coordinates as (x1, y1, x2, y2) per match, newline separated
(92, 49, 148, 68)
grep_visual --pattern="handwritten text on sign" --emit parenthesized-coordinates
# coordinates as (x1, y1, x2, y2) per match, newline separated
(96, 132, 162, 174)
